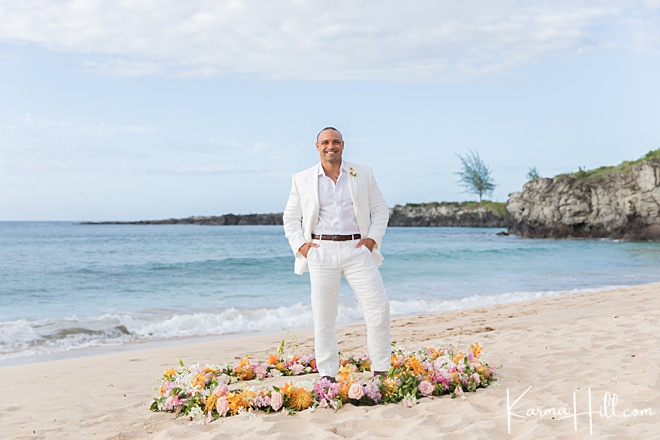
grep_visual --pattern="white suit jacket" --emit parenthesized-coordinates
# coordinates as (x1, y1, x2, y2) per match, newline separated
(283, 161, 389, 275)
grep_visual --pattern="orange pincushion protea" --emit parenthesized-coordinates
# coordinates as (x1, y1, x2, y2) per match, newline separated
(288, 387, 313, 411)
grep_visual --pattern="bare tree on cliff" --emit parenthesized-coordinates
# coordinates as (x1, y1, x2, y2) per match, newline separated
(455, 149, 496, 202)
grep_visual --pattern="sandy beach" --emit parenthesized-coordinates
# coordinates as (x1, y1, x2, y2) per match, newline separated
(2, 283, 658, 439)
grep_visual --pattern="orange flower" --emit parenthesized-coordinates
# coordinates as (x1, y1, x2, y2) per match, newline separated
(163, 368, 177, 379)
(159, 385, 167, 396)
(358, 359, 372, 371)
(405, 356, 428, 376)
(275, 362, 286, 372)
(288, 387, 313, 411)
(205, 393, 219, 413)
(338, 382, 351, 402)
(239, 370, 255, 381)
(236, 356, 255, 380)
(381, 378, 398, 397)
(281, 381, 295, 397)
(477, 365, 491, 379)
(268, 354, 279, 365)
(337, 364, 356, 383)
(426, 347, 444, 360)
(192, 372, 207, 389)
(453, 352, 465, 364)
(228, 389, 256, 413)
(391, 354, 405, 368)
(470, 342, 483, 358)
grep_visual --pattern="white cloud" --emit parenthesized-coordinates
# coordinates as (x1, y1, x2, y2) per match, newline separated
(18, 113, 155, 136)
(0, 0, 655, 81)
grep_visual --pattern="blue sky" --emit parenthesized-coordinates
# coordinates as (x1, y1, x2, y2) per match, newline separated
(1, 1, 659, 221)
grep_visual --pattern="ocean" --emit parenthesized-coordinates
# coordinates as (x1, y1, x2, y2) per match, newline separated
(1, 222, 659, 365)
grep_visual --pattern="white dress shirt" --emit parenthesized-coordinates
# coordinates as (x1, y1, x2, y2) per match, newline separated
(313, 161, 361, 236)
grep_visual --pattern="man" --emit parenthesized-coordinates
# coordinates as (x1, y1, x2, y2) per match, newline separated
(283, 127, 391, 382)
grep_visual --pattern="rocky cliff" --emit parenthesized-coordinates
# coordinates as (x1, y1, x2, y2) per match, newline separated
(507, 152, 660, 241)
(85, 202, 510, 228)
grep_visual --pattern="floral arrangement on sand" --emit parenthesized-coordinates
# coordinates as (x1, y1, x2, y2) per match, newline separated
(151, 340, 496, 424)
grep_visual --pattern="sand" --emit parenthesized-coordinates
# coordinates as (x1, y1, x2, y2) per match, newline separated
(1, 283, 658, 439)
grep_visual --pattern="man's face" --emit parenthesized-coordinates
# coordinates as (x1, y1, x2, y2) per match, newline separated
(316, 129, 344, 163)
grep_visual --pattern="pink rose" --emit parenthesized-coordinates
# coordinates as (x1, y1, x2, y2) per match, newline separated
(418, 380, 434, 397)
(216, 396, 230, 417)
(213, 383, 228, 396)
(255, 365, 268, 379)
(348, 383, 364, 400)
(270, 391, 283, 411)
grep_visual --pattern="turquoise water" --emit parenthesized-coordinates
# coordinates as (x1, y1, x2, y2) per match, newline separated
(1, 222, 659, 362)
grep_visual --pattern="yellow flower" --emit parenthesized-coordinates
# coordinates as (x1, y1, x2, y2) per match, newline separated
(453, 352, 465, 364)
(205, 393, 219, 413)
(337, 364, 356, 383)
(163, 368, 177, 379)
(288, 387, 313, 411)
(381, 378, 398, 397)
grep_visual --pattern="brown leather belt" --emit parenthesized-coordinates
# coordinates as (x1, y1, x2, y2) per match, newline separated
(311, 233, 361, 241)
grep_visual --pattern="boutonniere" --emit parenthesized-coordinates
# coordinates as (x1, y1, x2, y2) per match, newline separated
(349, 167, 357, 177)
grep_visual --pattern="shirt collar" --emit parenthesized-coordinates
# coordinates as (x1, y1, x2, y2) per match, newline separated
(317, 161, 347, 176)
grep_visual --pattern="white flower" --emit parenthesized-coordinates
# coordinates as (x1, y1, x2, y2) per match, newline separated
(401, 394, 417, 408)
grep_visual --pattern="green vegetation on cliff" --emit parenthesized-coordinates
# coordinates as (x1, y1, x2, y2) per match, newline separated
(557, 148, 660, 181)
(399, 201, 508, 217)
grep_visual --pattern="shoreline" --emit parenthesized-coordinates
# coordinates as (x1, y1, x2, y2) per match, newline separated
(0, 282, 640, 368)
(2, 282, 658, 438)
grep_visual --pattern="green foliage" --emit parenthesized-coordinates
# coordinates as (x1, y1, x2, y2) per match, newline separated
(526, 166, 541, 181)
(455, 149, 496, 202)
(401, 201, 507, 217)
(558, 148, 659, 180)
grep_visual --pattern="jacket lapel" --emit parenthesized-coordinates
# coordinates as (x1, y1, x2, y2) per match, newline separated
(345, 161, 359, 218)
(311, 164, 320, 226)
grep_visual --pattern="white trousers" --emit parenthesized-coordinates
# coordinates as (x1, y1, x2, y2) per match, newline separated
(307, 239, 391, 377)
